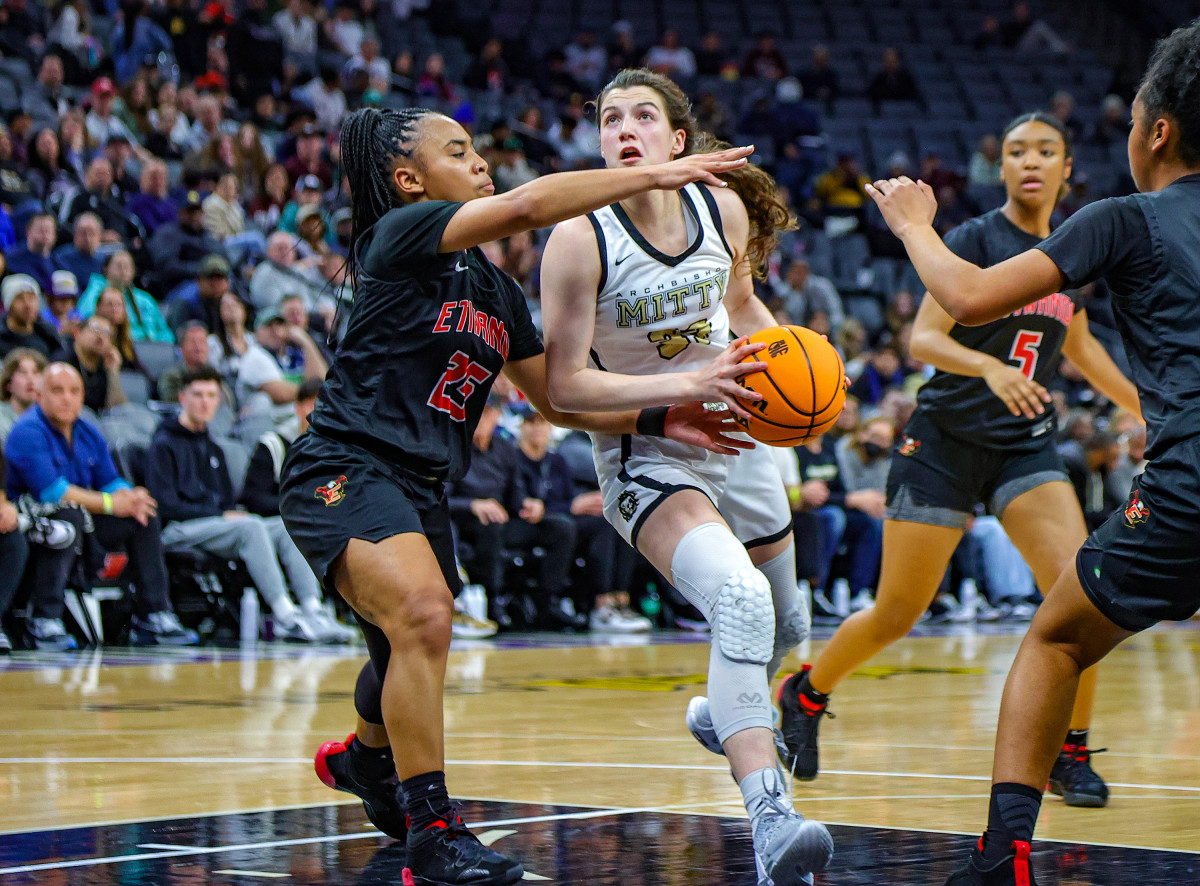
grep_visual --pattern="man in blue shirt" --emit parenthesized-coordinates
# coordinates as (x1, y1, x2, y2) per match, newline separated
(5, 213, 64, 296)
(4, 363, 197, 649)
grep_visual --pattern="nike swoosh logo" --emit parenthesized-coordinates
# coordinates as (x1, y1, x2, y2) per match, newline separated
(614, 254, 631, 266)
(454, 261, 469, 272)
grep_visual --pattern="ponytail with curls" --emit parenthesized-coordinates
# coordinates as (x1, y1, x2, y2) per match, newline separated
(597, 68, 795, 279)
(339, 106, 435, 284)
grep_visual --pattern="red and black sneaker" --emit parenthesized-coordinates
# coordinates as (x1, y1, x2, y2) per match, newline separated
(314, 734, 407, 841)
(403, 810, 523, 886)
(943, 838, 1039, 885)
(1048, 744, 1109, 808)
(775, 666, 834, 781)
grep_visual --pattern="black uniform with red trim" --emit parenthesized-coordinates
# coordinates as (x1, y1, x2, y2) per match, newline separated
(886, 210, 1081, 527)
(279, 200, 544, 586)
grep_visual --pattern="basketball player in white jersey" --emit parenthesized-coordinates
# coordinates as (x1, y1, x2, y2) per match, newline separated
(540, 69, 832, 886)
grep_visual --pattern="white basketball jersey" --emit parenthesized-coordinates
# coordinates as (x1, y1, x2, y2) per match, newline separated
(587, 182, 733, 377)
(587, 182, 735, 473)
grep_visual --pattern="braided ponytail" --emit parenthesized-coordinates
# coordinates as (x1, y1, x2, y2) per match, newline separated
(596, 69, 795, 279)
(340, 106, 435, 285)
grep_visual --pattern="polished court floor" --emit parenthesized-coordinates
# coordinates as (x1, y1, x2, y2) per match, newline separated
(1, 622, 1198, 884)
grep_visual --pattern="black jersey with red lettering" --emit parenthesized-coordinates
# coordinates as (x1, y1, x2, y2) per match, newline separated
(307, 200, 543, 481)
(914, 209, 1083, 451)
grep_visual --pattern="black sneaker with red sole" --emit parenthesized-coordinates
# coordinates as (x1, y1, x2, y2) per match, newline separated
(943, 838, 1039, 885)
(776, 666, 834, 781)
(403, 811, 523, 886)
(1048, 744, 1109, 808)
(314, 734, 407, 841)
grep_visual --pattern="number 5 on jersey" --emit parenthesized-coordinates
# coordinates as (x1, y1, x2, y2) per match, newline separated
(428, 350, 493, 421)
(1009, 330, 1043, 380)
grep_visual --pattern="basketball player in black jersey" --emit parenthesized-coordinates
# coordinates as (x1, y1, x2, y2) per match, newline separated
(775, 113, 1142, 814)
(869, 18, 1200, 885)
(279, 107, 765, 885)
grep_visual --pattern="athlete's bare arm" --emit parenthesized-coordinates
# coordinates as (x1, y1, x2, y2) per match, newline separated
(708, 184, 776, 334)
(540, 215, 764, 417)
(866, 177, 1065, 325)
(1061, 308, 1143, 420)
(910, 290, 1051, 419)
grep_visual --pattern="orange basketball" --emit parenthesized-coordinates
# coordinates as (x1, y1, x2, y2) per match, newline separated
(735, 325, 846, 446)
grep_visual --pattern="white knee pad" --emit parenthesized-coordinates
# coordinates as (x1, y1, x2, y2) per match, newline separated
(713, 567, 775, 665)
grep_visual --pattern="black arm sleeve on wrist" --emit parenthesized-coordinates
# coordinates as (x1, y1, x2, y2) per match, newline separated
(636, 406, 669, 437)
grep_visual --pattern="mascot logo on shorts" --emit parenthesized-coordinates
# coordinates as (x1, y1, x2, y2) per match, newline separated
(315, 475, 348, 507)
(899, 436, 921, 456)
(1123, 489, 1149, 527)
(617, 490, 638, 521)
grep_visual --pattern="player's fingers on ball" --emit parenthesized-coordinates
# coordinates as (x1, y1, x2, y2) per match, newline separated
(731, 360, 767, 377)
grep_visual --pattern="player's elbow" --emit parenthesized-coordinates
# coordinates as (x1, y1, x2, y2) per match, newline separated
(941, 294, 993, 327)
(499, 189, 539, 230)
(544, 374, 576, 414)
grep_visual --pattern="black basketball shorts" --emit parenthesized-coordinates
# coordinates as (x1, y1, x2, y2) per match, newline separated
(279, 431, 460, 594)
(885, 410, 1069, 529)
(1077, 438, 1200, 631)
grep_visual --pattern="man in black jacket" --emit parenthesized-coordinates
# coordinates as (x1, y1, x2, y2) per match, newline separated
(144, 366, 345, 642)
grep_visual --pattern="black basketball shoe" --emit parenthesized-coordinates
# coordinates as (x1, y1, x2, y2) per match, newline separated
(1048, 744, 1109, 808)
(776, 667, 834, 781)
(403, 810, 524, 886)
(314, 734, 408, 841)
(943, 838, 1039, 885)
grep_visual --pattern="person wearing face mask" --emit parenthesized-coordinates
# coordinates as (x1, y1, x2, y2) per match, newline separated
(831, 415, 892, 613)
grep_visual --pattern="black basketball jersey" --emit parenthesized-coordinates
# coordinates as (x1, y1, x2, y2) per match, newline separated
(915, 210, 1083, 451)
(307, 200, 543, 481)
(1039, 174, 1200, 461)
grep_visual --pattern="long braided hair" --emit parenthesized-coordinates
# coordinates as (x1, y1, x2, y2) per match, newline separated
(339, 106, 436, 285)
(595, 69, 794, 279)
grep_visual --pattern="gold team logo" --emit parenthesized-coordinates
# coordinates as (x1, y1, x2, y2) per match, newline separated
(1123, 489, 1149, 527)
(315, 475, 348, 507)
(648, 319, 712, 359)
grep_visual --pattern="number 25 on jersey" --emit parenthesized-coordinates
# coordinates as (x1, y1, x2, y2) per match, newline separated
(1008, 330, 1043, 380)
(428, 350, 493, 421)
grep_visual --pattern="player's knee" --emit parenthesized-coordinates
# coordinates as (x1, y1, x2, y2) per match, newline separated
(868, 602, 924, 645)
(714, 568, 775, 665)
(382, 588, 453, 657)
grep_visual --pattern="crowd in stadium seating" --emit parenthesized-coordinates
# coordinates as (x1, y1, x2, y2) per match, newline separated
(0, 0, 1148, 652)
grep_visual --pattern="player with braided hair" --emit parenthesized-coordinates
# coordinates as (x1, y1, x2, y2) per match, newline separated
(867, 17, 1200, 886)
(279, 105, 761, 885)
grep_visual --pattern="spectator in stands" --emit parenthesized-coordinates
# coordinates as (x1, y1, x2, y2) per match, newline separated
(793, 430, 851, 621)
(283, 124, 332, 190)
(693, 91, 733, 142)
(167, 253, 231, 333)
(273, 0, 317, 76)
(295, 204, 332, 258)
(115, 79, 154, 143)
(771, 258, 845, 328)
(834, 415, 893, 611)
(149, 194, 228, 297)
(968, 134, 1004, 186)
(183, 95, 229, 155)
(127, 160, 178, 236)
(645, 29, 696, 80)
(813, 153, 871, 222)
(801, 44, 840, 105)
(24, 54, 71, 131)
(145, 365, 345, 642)
(52, 212, 104, 285)
(41, 270, 81, 338)
(0, 126, 35, 208)
(298, 67, 348, 136)
(51, 313, 127, 412)
(277, 173, 326, 238)
(694, 31, 732, 79)
(326, 0, 364, 57)
(867, 48, 920, 105)
(741, 31, 788, 81)
(416, 52, 457, 103)
(5, 362, 198, 649)
(252, 305, 327, 386)
(1049, 90, 1083, 141)
(226, 0, 284, 107)
(250, 163, 291, 232)
(111, 0, 172, 85)
(25, 127, 78, 205)
(202, 173, 247, 240)
(0, 347, 46, 443)
(848, 336, 907, 406)
(450, 400, 581, 631)
(770, 77, 823, 198)
(1064, 429, 1123, 531)
(144, 104, 187, 160)
(1002, 1, 1069, 54)
(0, 456, 29, 653)
(85, 78, 139, 146)
(1089, 94, 1128, 148)
(465, 38, 510, 94)
(62, 157, 143, 243)
(208, 291, 297, 414)
(91, 286, 151, 375)
(606, 22, 642, 75)
(973, 14, 1004, 50)
(157, 321, 222, 403)
(250, 230, 326, 312)
(240, 375, 319, 516)
(538, 50, 583, 104)
(76, 250, 170, 343)
(0, 275, 61, 359)
(278, 293, 332, 360)
(6, 213, 63, 296)
(564, 29, 606, 91)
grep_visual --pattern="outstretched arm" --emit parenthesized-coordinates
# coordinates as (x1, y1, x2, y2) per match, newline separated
(865, 177, 1065, 325)
(1061, 309, 1143, 420)
(440, 146, 752, 252)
